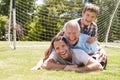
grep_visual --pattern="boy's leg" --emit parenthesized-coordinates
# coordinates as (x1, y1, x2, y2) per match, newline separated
(91, 48, 107, 69)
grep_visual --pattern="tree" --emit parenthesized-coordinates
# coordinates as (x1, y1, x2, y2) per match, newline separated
(0, 15, 8, 40)
(0, 0, 10, 15)
(30, 0, 83, 40)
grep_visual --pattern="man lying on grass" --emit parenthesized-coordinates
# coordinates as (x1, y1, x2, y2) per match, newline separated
(41, 36, 103, 71)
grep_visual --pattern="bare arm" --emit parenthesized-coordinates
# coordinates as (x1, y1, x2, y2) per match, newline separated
(87, 36, 97, 44)
(42, 58, 67, 70)
(87, 30, 98, 44)
(64, 58, 103, 71)
(79, 58, 103, 71)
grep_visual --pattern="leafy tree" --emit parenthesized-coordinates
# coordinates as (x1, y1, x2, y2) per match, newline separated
(15, 0, 35, 40)
(0, 0, 10, 15)
(0, 15, 8, 40)
(31, 0, 83, 40)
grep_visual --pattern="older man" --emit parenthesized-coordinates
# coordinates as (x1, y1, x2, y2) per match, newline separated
(62, 20, 107, 69)
(63, 20, 99, 54)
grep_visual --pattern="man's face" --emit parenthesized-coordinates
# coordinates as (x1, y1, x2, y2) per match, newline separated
(65, 24, 80, 45)
(82, 10, 97, 26)
(54, 40, 71, 60)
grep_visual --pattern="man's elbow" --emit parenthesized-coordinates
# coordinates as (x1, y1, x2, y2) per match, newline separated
(92, 63, 103, 71)
(86, 63, 103, 71)
(97, 64, 103, 70)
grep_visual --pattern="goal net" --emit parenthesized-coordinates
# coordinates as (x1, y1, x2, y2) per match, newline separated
(7, 0, 120, 49)
(104, 0, 120, 48)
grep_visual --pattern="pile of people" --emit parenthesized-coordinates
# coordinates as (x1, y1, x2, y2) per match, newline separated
(31, 3, 107, 72)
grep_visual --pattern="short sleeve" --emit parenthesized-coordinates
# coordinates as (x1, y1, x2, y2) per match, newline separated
(79, 50, 91, 65)
(72, 49, 91, 65)
(49, 50, 57, 61)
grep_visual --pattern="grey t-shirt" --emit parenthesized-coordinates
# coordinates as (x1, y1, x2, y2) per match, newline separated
(49, 49, 91, 66)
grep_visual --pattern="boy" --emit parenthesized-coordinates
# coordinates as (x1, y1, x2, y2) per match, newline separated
(75, 3, 99, 44)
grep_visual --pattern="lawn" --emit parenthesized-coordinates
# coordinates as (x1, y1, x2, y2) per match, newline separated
(0, 41, 120, 80)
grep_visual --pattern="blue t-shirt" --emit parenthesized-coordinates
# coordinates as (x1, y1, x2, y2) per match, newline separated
(65, 33, 98, 54)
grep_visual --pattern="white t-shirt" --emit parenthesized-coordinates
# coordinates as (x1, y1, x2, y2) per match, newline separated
(49, 49, 91, 66)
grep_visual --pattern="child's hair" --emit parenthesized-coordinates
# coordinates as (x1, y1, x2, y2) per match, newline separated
(83, 3, 99, 14)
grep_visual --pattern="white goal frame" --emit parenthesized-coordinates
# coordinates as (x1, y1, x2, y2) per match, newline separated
(8, 0, 16, 49)
(105, 0, 120, 48)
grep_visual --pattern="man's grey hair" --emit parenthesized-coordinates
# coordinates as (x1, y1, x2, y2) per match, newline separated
(63, 20, 80, 32)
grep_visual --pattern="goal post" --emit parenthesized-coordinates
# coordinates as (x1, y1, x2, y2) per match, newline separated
(8, 0, 16, 49)
(13, 0, 16, 49)
(105, 0, 120, 48)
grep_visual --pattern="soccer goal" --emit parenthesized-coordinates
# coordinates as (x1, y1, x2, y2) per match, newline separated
(105, 0, 120, 48)
(7, 0, 120, 49)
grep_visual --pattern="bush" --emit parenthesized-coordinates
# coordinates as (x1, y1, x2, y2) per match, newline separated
(0, 15, 8, 40)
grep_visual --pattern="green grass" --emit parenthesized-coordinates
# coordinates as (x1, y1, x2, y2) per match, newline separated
(0, 41, 120, 80)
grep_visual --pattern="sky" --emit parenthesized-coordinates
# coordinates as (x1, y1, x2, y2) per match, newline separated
(35, 0, 44, 6)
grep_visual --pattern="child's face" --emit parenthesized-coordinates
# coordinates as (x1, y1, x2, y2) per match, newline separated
(82, 10, 97, 26)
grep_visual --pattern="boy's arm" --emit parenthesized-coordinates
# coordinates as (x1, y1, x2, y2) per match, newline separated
(87, 36, 97, 44)
(87, 25, 98, 44)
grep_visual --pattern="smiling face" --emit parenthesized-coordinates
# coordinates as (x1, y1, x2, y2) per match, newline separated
(53, 40, 71, 60)
(81, 3, 99, 26)
(64, 22, 80, 45)
(82, 10, 97, 26)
